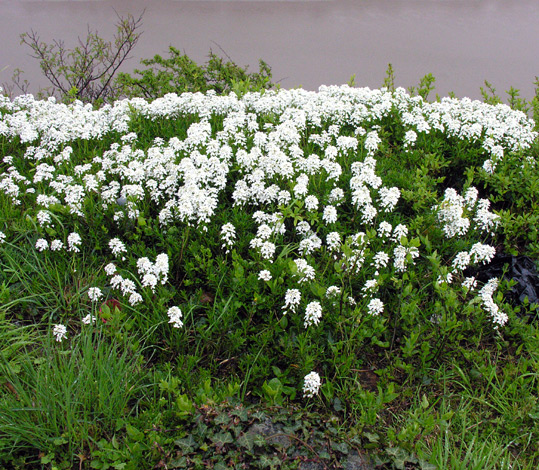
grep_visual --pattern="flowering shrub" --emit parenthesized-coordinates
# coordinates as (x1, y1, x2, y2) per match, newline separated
(0, 84, 537, 397)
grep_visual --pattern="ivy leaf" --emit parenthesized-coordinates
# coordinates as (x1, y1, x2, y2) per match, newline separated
(237, 432, 255, 452)
(214, 412, 231, 427)
(211, 431, 233, 448)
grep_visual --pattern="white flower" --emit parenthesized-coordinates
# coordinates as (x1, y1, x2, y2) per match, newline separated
(478, 278, 507, 327)
(299, 234, 322, 256)
(378, 221, 392, 238)
(326, 286, 341, 298)
(37, 210, 52, 227)
(322, 205, 338, 224)
(104, 263, 117, 276)
(326, 232, 341, 252)
(373, 251, 390, 270)
(167, 306, 183, 328)
(305, 195, 319, 211)
(50, 239, 64, 251)
(0, 231, 5, 243)
(437, 273, 453, 284)
(403, 129, 417, 148)
(294, 258, 316, 283)
(304, 301, 322, 327)
(470, 243, 496, 265)
(392, 224, 408, 242)
(364, 130, 381, 155)
(35, 238, 49, 251)
(260, 241, 276, 261)
(220, 223, 236, 253)
(462, 276, 477, 291)
(452, 251, 471, 271)
(378, 187, 400, 212)
(109, 238, 126, 256)
(67, 232, 82, 252)
(328, 187, 345, 205)
(367, 298, 384, 316)
(128, 292, 143, 306)
(82, 314, 97, 325)
(303, 371, 321, 398)
(142, 273, 158, 291)
(87, 287, 103, 302)
(296, 221, 311, 236)
(258, 270, 272, 281)
(283, 289, 301, 313)
(362, 279, 378, 297)
(52, 324, 67, 342)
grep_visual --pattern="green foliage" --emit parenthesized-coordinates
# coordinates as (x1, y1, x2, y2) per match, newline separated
(0, 323, 146, 466)
(116, 46, 274, 99)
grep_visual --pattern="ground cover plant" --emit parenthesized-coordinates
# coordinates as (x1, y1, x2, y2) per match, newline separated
(1, 76, 539, 469)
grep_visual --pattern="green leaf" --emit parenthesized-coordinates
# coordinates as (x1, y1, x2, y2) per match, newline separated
(238, 432, 255, 452)
(231, 406, 248, 422)
(175, 435, 196, 453)
(330, 441, 349, 454)
(211, 431, 233, 448)
(125, 424, 144, 441)
(215, 412, 231, 426)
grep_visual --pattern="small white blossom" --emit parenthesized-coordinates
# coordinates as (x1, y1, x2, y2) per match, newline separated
(37, 210, 52, 227)
(87, 287, 103, 302)
(104, 263, 117, 276)
(326, 286, 341, 298)
(82, 314, 97, 325)
(367, 298, 384, 316)
(362, 279, 378, 297)
(283, 289, 301, 313)
(470, 243, 496, 265)
(326, 232, 341, 251)
(452, 251, 471, 271)
(322, 205, 338, 224)
(373, 251, 390, 270)
(305, 195, 319, 211)
(437, 272, 453, 284)
(67, 232, 82, 252)
(378, 221, 392, 238)
(304, 301, 322, 327)
(109, 238, 126, 256)
(35, 238, 49, 251)
(52, 324, 67, 342)
(462, 276, 477, 291)
(167, 306, 184, 328)
(128, 292, 143, 306)
(303, 371, 321, 398)
(294, 258, 316, 283)
(258, 270, 272, 281)
(220, 223, 236, 253)
(50, 239, 64, 251)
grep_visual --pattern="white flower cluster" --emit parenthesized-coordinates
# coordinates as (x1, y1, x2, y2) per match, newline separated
(136, 253, 169, 291)
(435, 187, 499, 238)
(52, 324, 67, 342)
(304, 301, 322, 327)
(282, 288, 301, 314)
(167, 306, 184, 328)
(1, 83, 529, 342)
(293, 258, 316, 283)
(303, 371, 321, 398)
(220, 223, 236, 253)
(479, 278, 507, 327)
(87, 287, 103, 302)
(34, 232, 81, 253)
